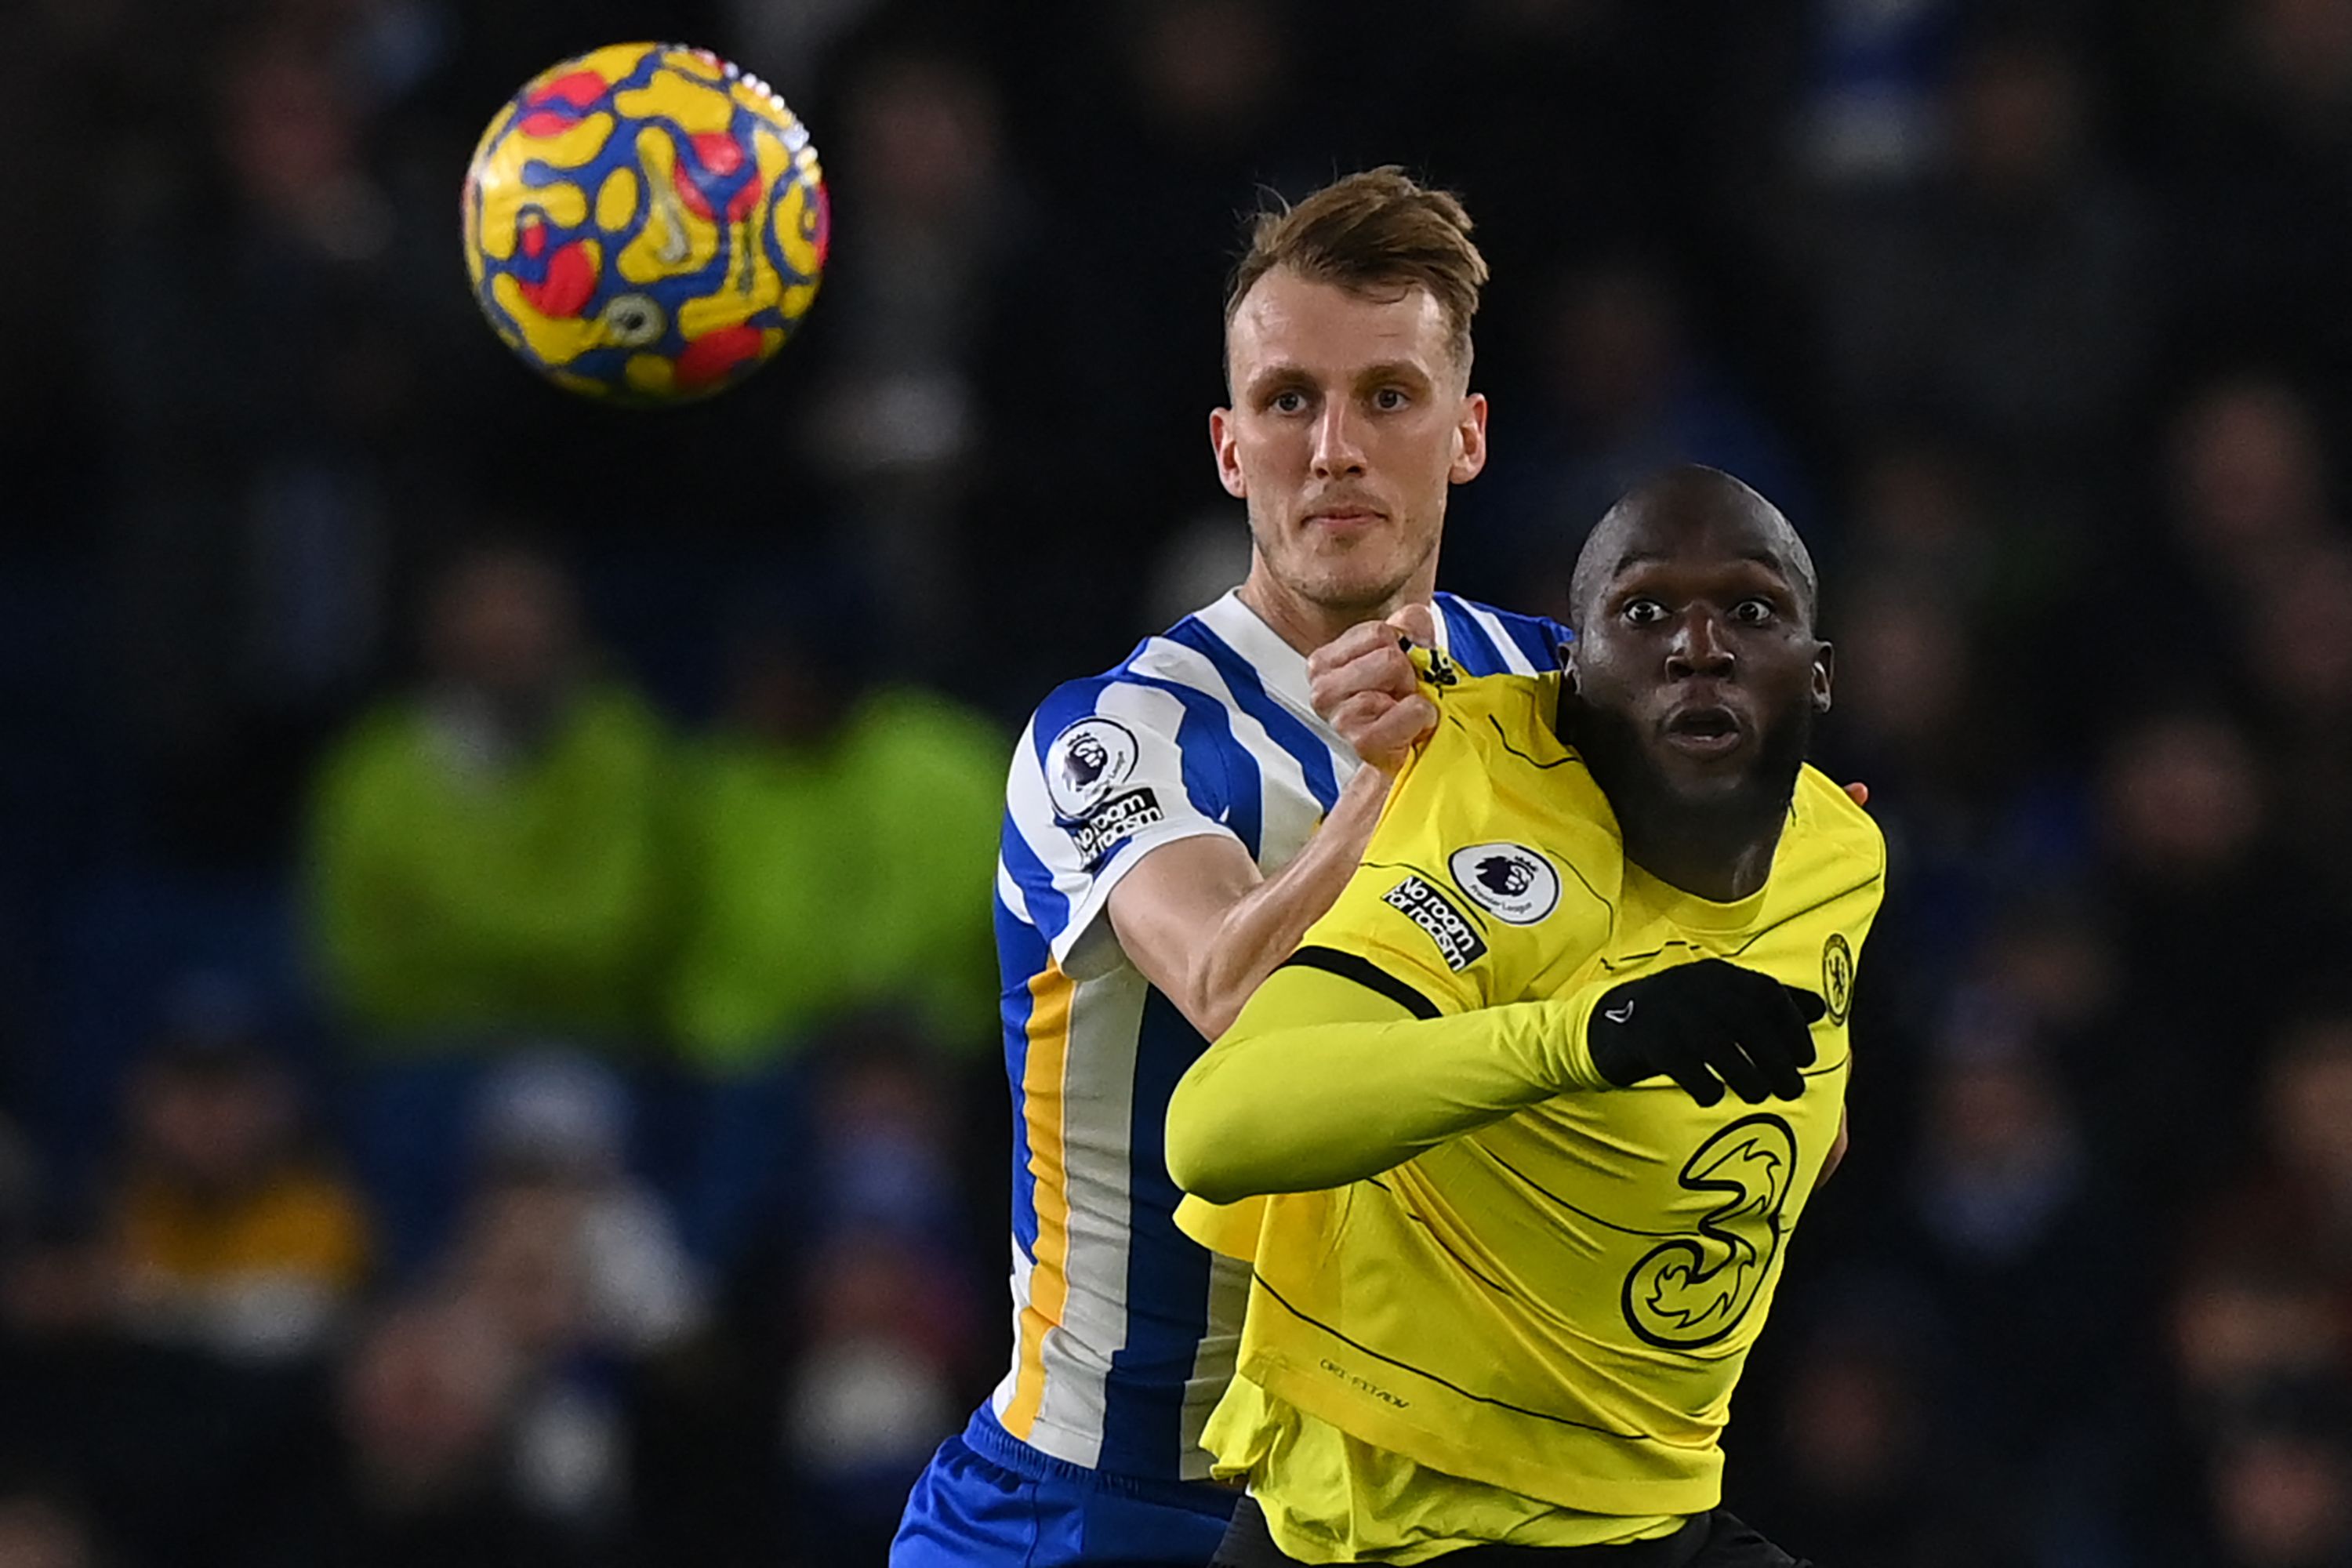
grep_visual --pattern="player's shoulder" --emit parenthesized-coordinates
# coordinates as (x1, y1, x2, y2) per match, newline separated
(1421, 665, 1574, 771)
(1389, 667, 1622, 891)
(1018, 629, 1184, 760)
(1791, 765, 1888, 876)
(1431, 592, 1573, 676)
(1012, 609, 1254, 825)
(1022, 597, 1243, 733)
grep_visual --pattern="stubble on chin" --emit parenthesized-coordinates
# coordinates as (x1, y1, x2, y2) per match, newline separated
(1283, 533, 1436, 622)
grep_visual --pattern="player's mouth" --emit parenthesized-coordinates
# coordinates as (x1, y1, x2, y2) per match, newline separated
(1301, 500, 1387, 538)
(1660, 704, 1748, 760)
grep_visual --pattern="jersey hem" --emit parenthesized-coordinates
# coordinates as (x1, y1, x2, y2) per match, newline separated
(963, 1406, 1240, 1512)
(1238, 1353, 1725, 1519)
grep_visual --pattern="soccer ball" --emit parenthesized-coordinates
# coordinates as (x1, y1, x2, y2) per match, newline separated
(462, 42, 829, 405)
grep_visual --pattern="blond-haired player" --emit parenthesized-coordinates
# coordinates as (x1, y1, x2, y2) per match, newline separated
(892, 169, 1575, 1567)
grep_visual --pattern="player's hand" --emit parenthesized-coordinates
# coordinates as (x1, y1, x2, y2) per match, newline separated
(1309, 603, 1440, 775)
(1843, 781, 1870, 808)
(1584, 959, 1826, 1107)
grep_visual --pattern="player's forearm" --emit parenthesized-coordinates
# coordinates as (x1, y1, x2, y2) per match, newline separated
(1166, 964, 1598, 1204)
(1181, 766, 1392, 1037)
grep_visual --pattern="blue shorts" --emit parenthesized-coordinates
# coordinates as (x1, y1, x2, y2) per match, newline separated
(891, 1410, 1239, 1567)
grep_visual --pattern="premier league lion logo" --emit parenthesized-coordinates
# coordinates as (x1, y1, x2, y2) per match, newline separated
(1448, 842, 1562, 924)
(1062, 732, 1111, 795)
(1475, 855, 1536, 899)
(1044, 718, 1141, 819)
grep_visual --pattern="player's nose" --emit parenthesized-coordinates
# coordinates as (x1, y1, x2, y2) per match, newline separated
(1664, 608, 1735, 677)
(1309, 399, 1368, 477)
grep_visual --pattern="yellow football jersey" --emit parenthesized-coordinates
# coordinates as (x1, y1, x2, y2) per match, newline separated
(1177, 667, 1883, 1548)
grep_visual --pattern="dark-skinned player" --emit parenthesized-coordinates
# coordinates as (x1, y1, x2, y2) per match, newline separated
(1169, 466, 1880, 1566)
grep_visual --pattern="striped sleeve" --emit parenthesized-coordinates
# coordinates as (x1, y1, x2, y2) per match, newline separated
(1001, 671, 1247, 981)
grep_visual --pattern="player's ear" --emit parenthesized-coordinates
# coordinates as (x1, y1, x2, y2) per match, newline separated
(1450, 392, 1489, 485)
(1812, 641, 1834, 714)
(1209, 406, 1246, 499)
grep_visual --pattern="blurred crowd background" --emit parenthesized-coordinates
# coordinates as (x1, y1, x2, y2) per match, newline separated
(2, 0, 2350, 1563)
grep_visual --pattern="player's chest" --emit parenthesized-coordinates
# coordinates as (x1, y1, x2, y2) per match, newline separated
(1535, 912, 1855, 1029)
(1505, 909, 1853, 1171)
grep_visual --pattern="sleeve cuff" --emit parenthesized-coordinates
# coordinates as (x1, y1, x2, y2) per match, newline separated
(1544, 984, 1610, 1092)
(1051, 819, 1244, 981)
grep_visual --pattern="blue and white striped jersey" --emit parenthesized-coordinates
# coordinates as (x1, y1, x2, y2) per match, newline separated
(979, 589, 1571, 1485)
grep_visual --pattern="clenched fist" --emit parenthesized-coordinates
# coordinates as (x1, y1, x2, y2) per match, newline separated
(1309, 603, 1442, 774)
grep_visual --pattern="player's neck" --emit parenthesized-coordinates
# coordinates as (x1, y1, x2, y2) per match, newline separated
(1236, 566, 1437, 657)
(1618, 809, 1784, 905)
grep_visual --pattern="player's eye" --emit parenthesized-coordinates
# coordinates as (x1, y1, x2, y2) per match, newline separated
(1622, 598, 1667, 626)
(1731, 598, 1776, 626)
(1269, 389, 1310, 415)
(1371, 387, 1410, 412)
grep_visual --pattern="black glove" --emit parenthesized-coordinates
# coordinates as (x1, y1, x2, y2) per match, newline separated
(1586, 959, 1828, 1107)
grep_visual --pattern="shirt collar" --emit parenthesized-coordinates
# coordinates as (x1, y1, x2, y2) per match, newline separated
(1190, 589, 1456, 717)
(1191, 590, 1316, 712)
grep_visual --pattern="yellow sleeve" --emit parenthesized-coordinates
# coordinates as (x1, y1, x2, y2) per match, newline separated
(1173, 1192, 1266, 1260)
(1165, 961, 1615, 1205)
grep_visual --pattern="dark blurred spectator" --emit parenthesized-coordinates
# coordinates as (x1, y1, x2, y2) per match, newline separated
(975, 0, 1312, 673)
(1465, 256, 1808, 599)
(786, 1235, 967, 1557)
(2092, 709, 2310, 1195)
(798, 46, 1020, 668)
(1813, 572, 2013, 989)
(2151, 376, 2352, 890)
(1838, 439, 1998, 612)
(1814, 27, 2153, 528)
(2191, 1018, 2352, 1295)
(782, 1043, 980, 1554)
(2198, 1382, 2352, 1568)
(257, 1298, 572, 1568)
(1830, 579, 1983, 804)
(1904, 1011, 2148, 1541)
(2169, 0, 2352, 376)
(438, 1053, 706, 1535)
(2174, 1259, 2350, 1432)
(809, 1042, 973, 1254)
(107, 1026, 369, 1362)
(2167, 376, 2339, 587)
(467, 1053, 705, 1356)
(1, 1130, 332, 1568)
(660, 612, 1001, 1269)
(97, 14, 467, 861)
(1748, 1291, 2022, 1565)
(2101, 710, 2268, 895)
(309, 542, 675, 1272)
(443, 1181, 626, 1532)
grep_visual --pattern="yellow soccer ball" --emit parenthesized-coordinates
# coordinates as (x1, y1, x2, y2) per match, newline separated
(461, 42, 828, 405)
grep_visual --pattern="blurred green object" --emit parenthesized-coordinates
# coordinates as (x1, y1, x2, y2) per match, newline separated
(308, 684, 677, 1047)
(665, 686, 1005, 1069)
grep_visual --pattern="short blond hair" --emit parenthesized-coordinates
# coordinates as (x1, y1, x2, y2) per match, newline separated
(1224, 167, 1488, 373)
